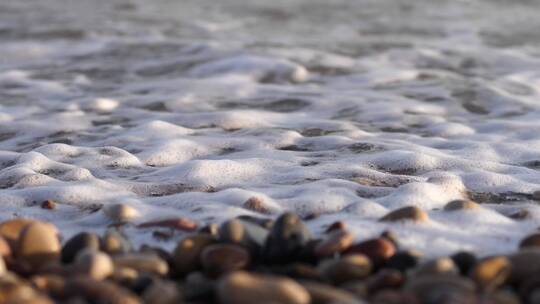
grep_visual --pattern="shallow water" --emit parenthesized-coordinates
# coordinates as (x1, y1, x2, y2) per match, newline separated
(1, 0, 540, 256)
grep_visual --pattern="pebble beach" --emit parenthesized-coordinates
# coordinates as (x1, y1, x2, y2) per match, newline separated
(2, 0, 540, 302)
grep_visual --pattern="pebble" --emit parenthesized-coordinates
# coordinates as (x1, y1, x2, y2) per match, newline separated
(345, 237, 396, 267)
(243, 197, 270, 214)
(0, 218, 35, 249)
(413, 257, 458, 276)
(508, 249, 540, 284)
(366, 269, 405, 293)
(173, 234, 214, 276)
(74, 249, 114, 280)
(61, 232, 100, 263)
(263, 212, 311, 263)
(318, 254, 372, 284)
(65, 276, 141, 304)
(519, 233, 540, 249)
(101, 229, 132, 255)
(379, 206, 429, 222)
(103, 204, 139, 223)
(405, 275, 476, 303)
(370, 290, 420, 304)
(0, 236, 11, 258)
(508, 209, 531, 221)
(200, 244, 250, 277)
(533, 190, 540, 201)
(325, 221, 346, 233)
(300, 281, 363, 304)
(219, 219, 246, 244)
(386, 250, 421, 272)
(113, 253, 169, 276)
(137, 217, 197, 231)
(16, 221, 61, 269)
(41, 200, 56, 210)
(141, 280, 182, 304)
(314, 230, 354, 257)
(443, 199, 479, 211)
(31, 274, 66, 299)
(217, 271, 310, 304)
(451, 251, 477, 276)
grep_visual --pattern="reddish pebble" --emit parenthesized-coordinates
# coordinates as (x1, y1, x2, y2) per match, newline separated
(314, 230, 354, 257)
(345, 238, 396, 267)
(138, 217, 197, 231)
(325, 221, 346, 233)
(41, 200, 57, 210)
(243, 197, 270, 214)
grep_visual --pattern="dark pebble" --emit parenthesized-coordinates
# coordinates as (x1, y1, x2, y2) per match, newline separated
(61, 232, 100, 264)
(263, 213, 311, 263)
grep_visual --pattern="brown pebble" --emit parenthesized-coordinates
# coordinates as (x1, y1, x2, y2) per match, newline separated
(173, 234, 214, 276)
(345, 238, 396, 267)
(508, 249, 540, 284)
(113, 254, 168, 276)
(380, 206, 429, 222)
(0, 236, 11, 258)
(31, 274, 66, 299)
(200, 244, 250, 277)
(413, 257, 458, 277)
(142, 280, 182, 304)
(371, 290, 420, 304)
(17, 222, 61, 269)
(314, 230, 354, 257)
(443, 199, 479, 211)
(325, 221, 346, 233)
(217, 271, 310, 304)
(0, 218, 35, 249)
(519, 233, 540, 249)
(366, 269, 405, 294)
(138, 217, 197, 231)
(470, 256, 511, 291)
(243, 197, 270, 214)
(103, 204, 139, 223)
(508, 209, 531, 221)
(300, 281, 360, 304)
(41, 200, 56, 210)
(318, 254, 372, 284)
(65, 276, 140, 304)
(74, 250, 114, 280)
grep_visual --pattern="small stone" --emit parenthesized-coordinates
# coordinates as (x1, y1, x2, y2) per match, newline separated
(405, 275, 476, 304)
(41, 200, 56, 210)
(137, 217, 197, 231)
(217, 271, 310, 304)
(0, 218, 35, 249)
(413, 257, 458, 277)
(519, 233, 540, 249)
(173, 234, 214, 276)
(103, 204, 139, 223)
(184, 271, 216, 301)
(386, 250, 421, 273)
(270, 263, 322, 281)
(345, 238, 396, 267)
(17, 221, 61, 269)
(443, 199, 479, 211)
(201, 244, 250, 277)
(74, 249, 114, 280)
(366, 269, 405, 293)
(508, 249, 540, 284)
(451, 251, 477, 276)
(110, 266, 139, 284)
(379, 206, 429, 222)
(243, 197, 270, 214)
(263, 212, 311, 263)
(533, 190, 540, 201)
(380, 230, 400, 248)
(31, 274, 66, 299)
(113, 254, 169, 276)
(199, 223, 219, 237)
(370, 290, 420, 304)
(219, 219, 245, 244)
(142, 280, 182, 304)
(65, 276, 140, 304)
(300, 281, 362, 304)
(61, 232, 100, 263)
(318, 254, 372, 284)
(508, 209, 531, 220)
(314, 230, 354, 257)
(324, 221, 346, 233)
(101, 229, 132, 255)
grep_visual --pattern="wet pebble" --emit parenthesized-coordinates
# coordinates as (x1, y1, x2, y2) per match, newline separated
(243, 196, 270, 214)
(300, 280, 364, 304)
(519, 233, 540, 249)
(318, 254, 372, 284)
(314, 230, 354, 257)
(413, 257, 458, 277)
(345, 237, 396, 267)
(508, 249, 540, 284)
(61, 232, 100, 264)
(173, 234, 214, 276)
(264, 212, 311, 263)
(200, 243, 250, 277)
(17, 221, 61, 269)
(451, 251, 477, 276)
(103, 204, 139, 223)
(41, 200, 56, 210)
(141, 280, 182, 304)
(137, 217, 197, 231)
(65, 276, 140, 304)
(217, 271, 310, 304)
(113, 253, 168, 276)
(386, 250, 421, 273)
(379, 206, 429, 222)
(443, 199, 479, 211)
(74, 249, 114, 280)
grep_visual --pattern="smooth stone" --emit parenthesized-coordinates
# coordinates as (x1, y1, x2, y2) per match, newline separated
(325, 221, 346, 233)
(509, 209, 531, 221)
(314, 230, 354, 257)
(103, 204, 139, 223)
(386, 250, 421, 272)
(40, 200, 56, 210)
(519, 233, 540, 249)
(300, 281, 364, 304)
(533, 190, 540, 201)
(61, 232, 100, 263)
(243, 197, 270, 214)
(199, 223, 219, 237)
(365, 269, 405, 293)
(0, 256, 6, 276)
(413, 257, 458, 277)
(482, 290, 520, 304)
(101, 229, 132, 255)
(405, 275, 476, 303)
(470, 256, 511, 291)
(173, 234, 214, 276)
(235, 215, 274, 229)
(318, 254, 372, 284)
(31, 274, 66, 299)
(340, 281, 368, 299)
(345, 238, 396, 267)
(270, 263, 322, 281)
(65, 276, 141, 304)
(451, 251, 477, 276)
(0, 236, 11, 258)
(113, 254, 168, 276)
(217, 271, 310, 304)
(263, 212, 311, 263)
(219, 219, 245, 244)
(110, 266, 139, 283)
(379, 206, 429, 222)
(142, 280, 182, 304)
(74, 249, 114, 280)
(200, 244, 250, 277)
(443, 199, 479, 211)
(137, 217, 197, 231)
(17, 222, 61, 269)
(184, 271, 216, 301)
(0, 219, 36, 249)
(371, 290, 420, 304)
(508, 249, 540, 284)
